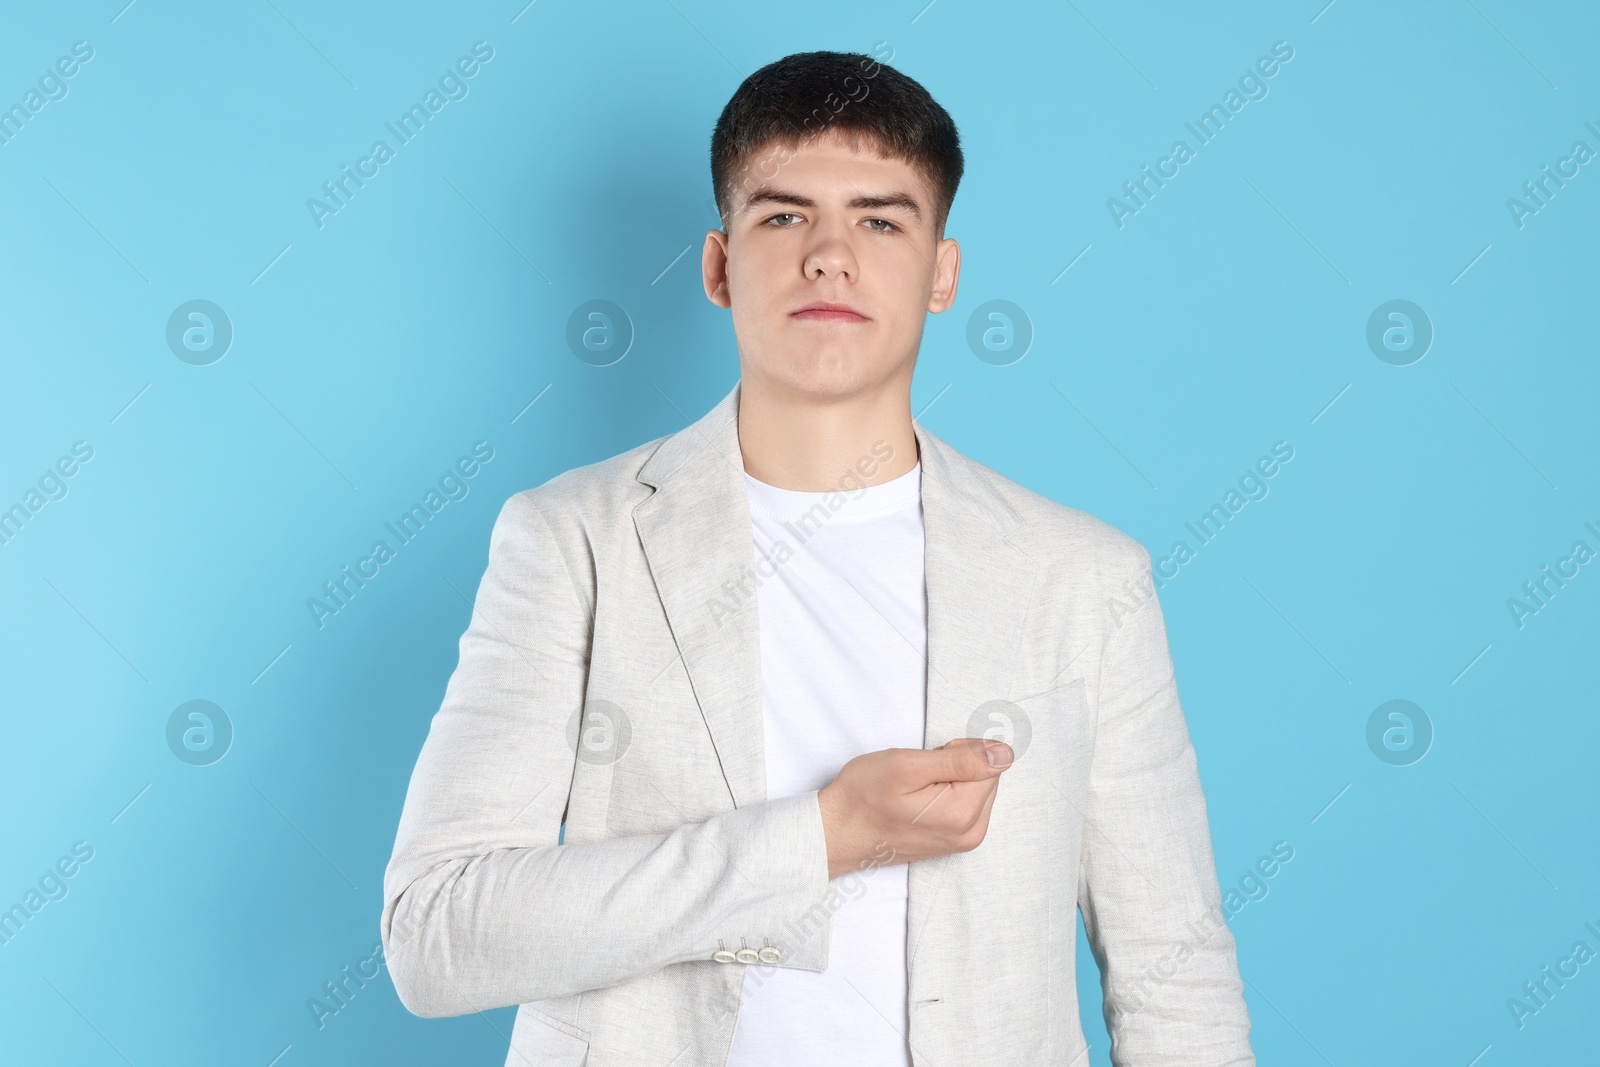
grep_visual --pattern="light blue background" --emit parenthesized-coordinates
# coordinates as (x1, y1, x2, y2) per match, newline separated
(2, 1, 1596, 1063)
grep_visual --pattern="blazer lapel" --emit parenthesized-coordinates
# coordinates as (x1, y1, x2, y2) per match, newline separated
(632, 380, 1041, 977)
(906, 415, 1039, 967)
(633, 381, 768, 810)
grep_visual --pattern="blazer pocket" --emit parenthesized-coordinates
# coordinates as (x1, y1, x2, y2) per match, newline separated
(509, 1006, 591, 1066)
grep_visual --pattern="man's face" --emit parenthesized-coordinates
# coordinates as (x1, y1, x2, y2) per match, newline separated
(702, 129, 960, 401)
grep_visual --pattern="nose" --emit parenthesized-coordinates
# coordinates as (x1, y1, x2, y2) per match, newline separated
(802, 221, 858, 282)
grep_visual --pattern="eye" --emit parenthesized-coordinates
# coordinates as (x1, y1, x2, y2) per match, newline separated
(863, 218, 899, 233)
(764, 213, 802, 227)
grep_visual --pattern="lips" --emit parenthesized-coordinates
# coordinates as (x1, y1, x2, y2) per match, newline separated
(791, 302, 868, 322)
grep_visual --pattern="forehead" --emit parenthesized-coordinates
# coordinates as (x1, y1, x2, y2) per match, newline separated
(732, 129, 932, 207)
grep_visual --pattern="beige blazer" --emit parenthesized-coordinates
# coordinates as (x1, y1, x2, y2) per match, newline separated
(381, 379, 1255, 1066)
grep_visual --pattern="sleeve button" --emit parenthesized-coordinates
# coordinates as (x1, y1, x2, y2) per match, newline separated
(712, 950, 737, 963)
(734, 948, 760, 963)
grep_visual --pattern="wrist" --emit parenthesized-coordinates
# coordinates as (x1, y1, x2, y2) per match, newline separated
(817, 785, 855, 880)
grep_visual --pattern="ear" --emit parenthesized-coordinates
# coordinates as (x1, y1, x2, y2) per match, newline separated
(702, 228, 731, 308)
(926, 236, 961, 314)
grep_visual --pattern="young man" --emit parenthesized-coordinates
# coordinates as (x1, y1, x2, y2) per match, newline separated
(382, 51, 1255, 1067)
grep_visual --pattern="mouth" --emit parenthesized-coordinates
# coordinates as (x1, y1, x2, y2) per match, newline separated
(791, 302, 868, 323)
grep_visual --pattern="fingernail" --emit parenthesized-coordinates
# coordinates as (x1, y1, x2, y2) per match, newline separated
(985, 742, 1009, 767)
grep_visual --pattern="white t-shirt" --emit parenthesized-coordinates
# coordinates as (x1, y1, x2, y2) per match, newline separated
(725, 460, 926, 1067)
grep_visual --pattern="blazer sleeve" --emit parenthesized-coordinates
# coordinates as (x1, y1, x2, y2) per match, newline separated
(380, 490, 836, 1018)
(1077, 543, 1256, 1066)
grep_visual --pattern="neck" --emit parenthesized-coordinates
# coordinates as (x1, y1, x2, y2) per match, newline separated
(735, 372, 920, 492)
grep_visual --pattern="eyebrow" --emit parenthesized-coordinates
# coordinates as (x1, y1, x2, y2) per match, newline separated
(740, 186, 923, 225)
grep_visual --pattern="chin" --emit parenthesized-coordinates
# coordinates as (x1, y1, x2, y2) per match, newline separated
(761, 349, 884, 399)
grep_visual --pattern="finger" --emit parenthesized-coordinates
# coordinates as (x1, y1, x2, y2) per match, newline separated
(968, 772, 1002, 842)
(904, 779, 958, 828)
(919, 738, 1011, 785)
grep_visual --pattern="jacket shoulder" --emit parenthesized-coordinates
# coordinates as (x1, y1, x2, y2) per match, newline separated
(949, 446, 1150, 578)
(480, 434, 669, 607)
(502, 433, 667, 521)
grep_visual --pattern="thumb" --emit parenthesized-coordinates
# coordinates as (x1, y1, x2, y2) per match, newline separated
(932, 737, 1013, 782)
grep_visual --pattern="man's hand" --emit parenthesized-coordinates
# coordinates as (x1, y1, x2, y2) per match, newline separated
(816, 738, 1014, 880)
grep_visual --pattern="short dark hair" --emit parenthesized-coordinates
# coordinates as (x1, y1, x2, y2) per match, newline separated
(710, 50, 964, 239)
